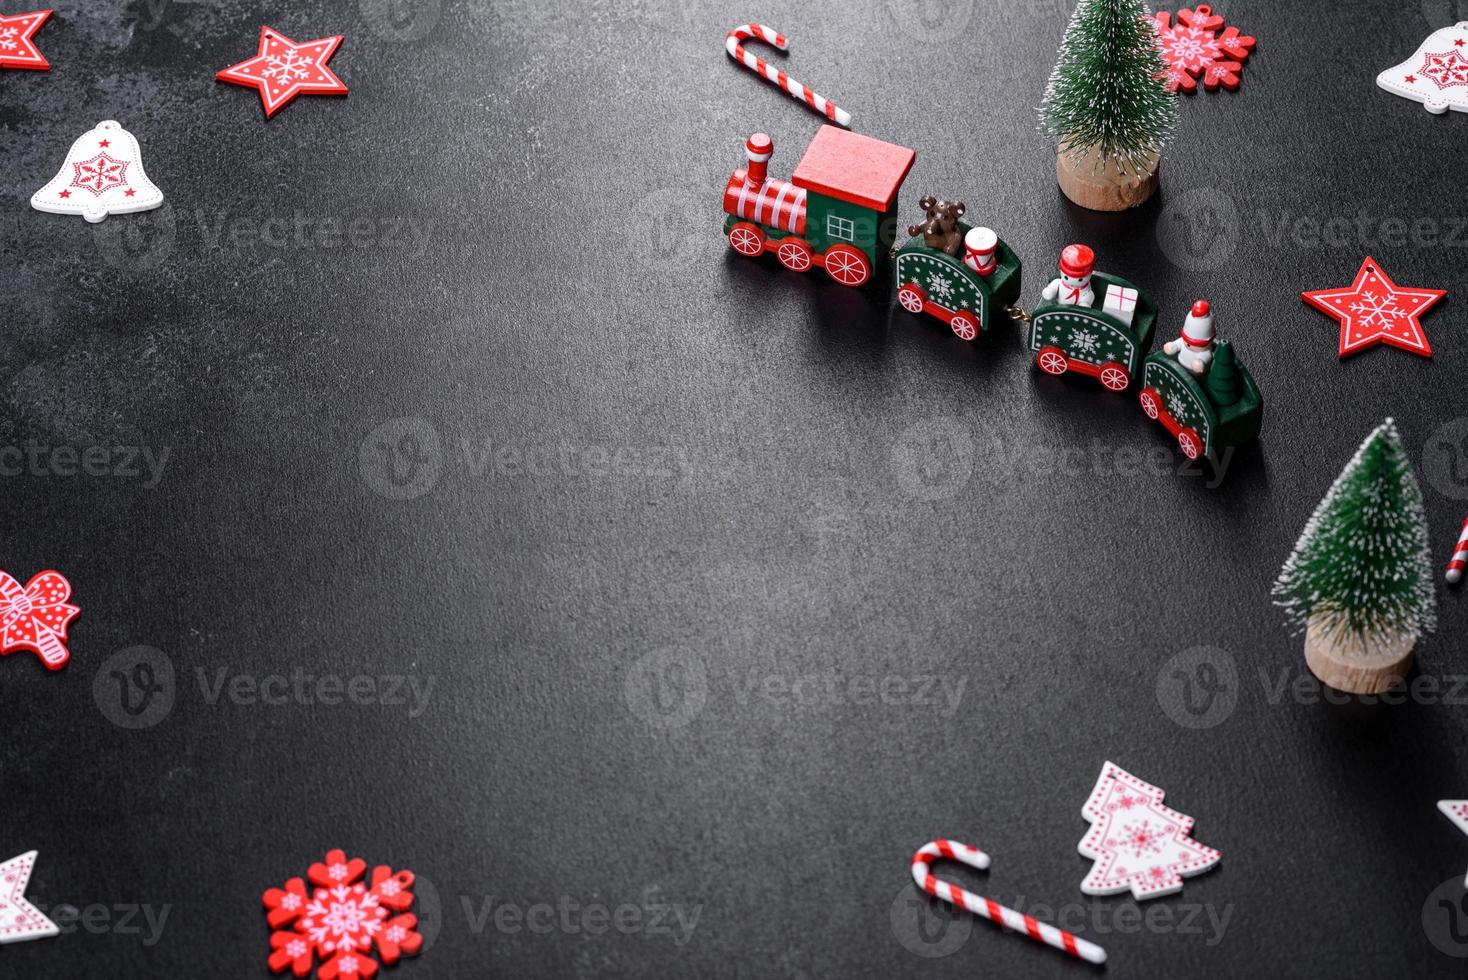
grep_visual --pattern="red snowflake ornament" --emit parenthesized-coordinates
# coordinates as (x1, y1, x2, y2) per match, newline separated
(264, 850, 423, 979)
(0, 9, 51, 71)
(0, 569, 79, 670)
(217, 26, 348, 119)
(1153, 5, 1255, 93)
(1302, 256, 1445, 359)
(1077, 762, 1220, 900)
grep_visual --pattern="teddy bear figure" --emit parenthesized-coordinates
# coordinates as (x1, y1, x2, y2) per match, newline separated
(908, 196, 967, 256)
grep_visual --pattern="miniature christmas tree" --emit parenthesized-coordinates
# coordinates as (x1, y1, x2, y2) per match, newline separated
(1039, 0, 1178, 210)
(1204, 341, 1242, 406)
(1274, 419, 1436, 693)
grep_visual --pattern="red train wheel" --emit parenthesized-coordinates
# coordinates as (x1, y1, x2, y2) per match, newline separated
(776, 238, 813, 272)
(1036, 346, 1068, 376)
(949, 311, 979, 342)
(1178, 428, 1203, 460)
(728, 222, 764, 257)
(897, 283, 926, 314)
(1139, 387, 1162, 420)
(1099, 363, 1130, 392)
(823, 245, 871, 287)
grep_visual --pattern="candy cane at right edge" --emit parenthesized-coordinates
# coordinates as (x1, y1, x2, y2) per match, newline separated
(1447, 516, 1468, 584)
(725, 25, 851, 127)
(911, 840, 1107, 966)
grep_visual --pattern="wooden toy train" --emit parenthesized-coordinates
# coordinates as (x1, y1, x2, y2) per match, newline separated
(722, 126, 1263, 461)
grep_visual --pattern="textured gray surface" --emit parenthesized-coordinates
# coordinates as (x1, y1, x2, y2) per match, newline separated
(2, 0, 1468, 977)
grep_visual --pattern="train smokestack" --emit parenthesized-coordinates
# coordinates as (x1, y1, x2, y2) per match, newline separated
(745, 133, 772, 185)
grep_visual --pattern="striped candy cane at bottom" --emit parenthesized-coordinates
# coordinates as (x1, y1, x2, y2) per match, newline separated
(910, 840, 1106, 966)
(1448, 516, 1468, 584)
(725, 24, 851, 127)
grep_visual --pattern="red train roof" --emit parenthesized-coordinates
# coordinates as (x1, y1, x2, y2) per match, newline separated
(792, 126, 916, 213)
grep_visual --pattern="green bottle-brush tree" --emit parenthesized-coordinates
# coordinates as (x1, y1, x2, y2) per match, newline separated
(1274, 419, 1436, 648)
(1039, 0, 1179, 175)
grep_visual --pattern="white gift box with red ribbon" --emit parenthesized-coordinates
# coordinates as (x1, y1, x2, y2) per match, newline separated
(1103, 284, 1138, 326)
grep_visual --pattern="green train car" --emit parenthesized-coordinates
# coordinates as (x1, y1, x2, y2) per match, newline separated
(1028, 273, 1158, 392)
(1140, 342, 1263, 460)
(893, 224, 1023, 341)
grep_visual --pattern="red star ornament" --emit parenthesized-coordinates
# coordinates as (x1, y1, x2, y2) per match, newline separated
(1302, 256, 1445, 359)
(216, 25, 347, 119)
(0, 9, 51, 70)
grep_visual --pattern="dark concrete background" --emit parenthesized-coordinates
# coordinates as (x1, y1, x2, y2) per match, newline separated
(3, 0, 1468, 976)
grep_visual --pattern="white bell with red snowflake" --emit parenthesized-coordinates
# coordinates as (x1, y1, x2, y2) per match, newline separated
(30, 120, 164, 222)
(1378, 22, 1468, 114)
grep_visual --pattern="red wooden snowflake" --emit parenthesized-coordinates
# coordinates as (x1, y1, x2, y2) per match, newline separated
(1153, 5, 1256, 93)
(263, 850, 423, 979)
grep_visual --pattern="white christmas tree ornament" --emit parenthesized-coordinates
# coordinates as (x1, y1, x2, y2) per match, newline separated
(0, 852, 59, 945)
(1377, 22, 1468, 114)
(30, 120, 164, 222)
(1077, 762, 1220, 900)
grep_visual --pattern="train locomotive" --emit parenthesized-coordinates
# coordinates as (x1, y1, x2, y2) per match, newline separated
(722, 126, 1263, 461)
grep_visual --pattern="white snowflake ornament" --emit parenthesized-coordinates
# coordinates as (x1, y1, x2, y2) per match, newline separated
(31, 120, 164, 223)
(1077, 762, 1220, 900)
(1378, 23, 1468, 114)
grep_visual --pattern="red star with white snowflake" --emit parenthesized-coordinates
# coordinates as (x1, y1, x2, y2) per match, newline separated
(1302, 257, 1445, 359)
(0, 9, 51, 70)
(216, 25, 347, 118)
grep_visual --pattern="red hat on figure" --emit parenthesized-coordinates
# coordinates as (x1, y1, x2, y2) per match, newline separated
(1182, 300, 1215, 346)
(1059, 244, 1095, 279)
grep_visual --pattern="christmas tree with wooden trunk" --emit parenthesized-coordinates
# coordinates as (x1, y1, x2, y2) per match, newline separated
(1039, 0, 1177, 211)
(1274, 419, 1436, 694)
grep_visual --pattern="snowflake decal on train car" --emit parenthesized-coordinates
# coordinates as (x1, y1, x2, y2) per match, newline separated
(926, 271, 955, 302)
(264, 850, 424, 978)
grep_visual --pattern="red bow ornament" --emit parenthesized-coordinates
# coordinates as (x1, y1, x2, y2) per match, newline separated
(0, 570, 79, 670)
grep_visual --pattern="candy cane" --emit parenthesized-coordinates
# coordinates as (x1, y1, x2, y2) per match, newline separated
(910, 840, 1106, 966)
(1447, 516, 1468, 584)
(725, 25, 851, 127)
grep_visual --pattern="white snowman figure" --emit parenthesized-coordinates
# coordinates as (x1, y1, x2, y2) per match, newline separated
(1041, 244, 1095, 307)
(1163, 300, 1216, 375)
